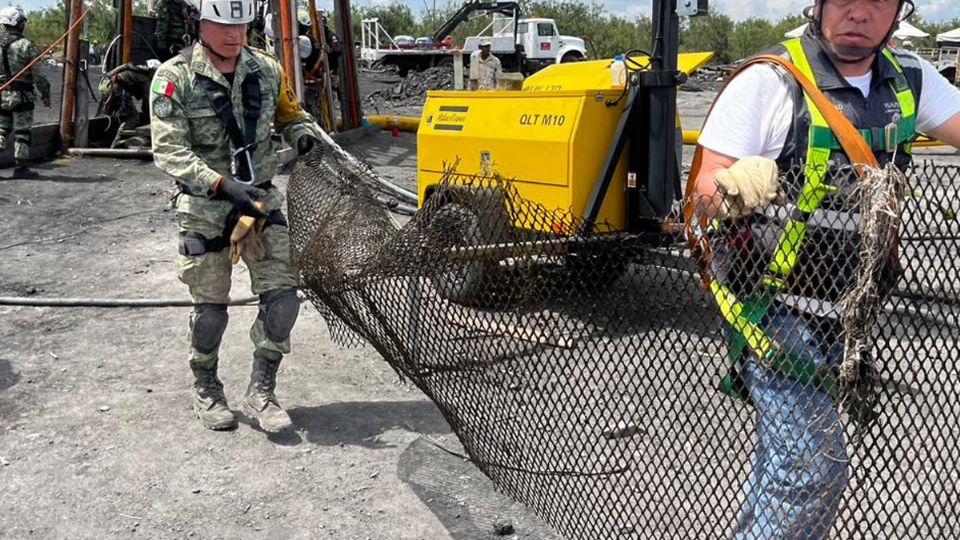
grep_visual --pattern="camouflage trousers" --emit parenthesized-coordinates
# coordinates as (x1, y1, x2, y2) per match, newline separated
(176, 186, 298, 368)
(108, 101, 142, 148)
(0, 91, 34, 161)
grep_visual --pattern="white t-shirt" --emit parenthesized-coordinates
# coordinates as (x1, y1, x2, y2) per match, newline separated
(698, 52, 960, 160)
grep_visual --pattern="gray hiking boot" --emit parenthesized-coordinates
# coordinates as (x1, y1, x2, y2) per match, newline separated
(191, 363, 238, 431)
(241, 354, 292, 432)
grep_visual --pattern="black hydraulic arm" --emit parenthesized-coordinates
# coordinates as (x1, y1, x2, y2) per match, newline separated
(432, 1, 520, 43)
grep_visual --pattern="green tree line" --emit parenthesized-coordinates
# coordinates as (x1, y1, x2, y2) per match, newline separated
(352, 0, 960, 63)
(23, 0, 149, 52)
(20, 0, 960, 64)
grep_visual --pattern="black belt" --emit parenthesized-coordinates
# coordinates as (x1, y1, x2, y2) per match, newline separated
(178, 180, 274, 198)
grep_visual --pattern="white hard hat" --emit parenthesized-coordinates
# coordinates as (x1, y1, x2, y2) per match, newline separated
(194, 0, 255, 24)
(297, 9, 311, 26)
(0, 6, 27, 27)
(297, 35, 313, 59)
(478, 37, 492, 47)
(146, 59, 162, 69)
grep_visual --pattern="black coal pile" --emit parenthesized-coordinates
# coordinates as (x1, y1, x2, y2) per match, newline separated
(365, 66, 455, 108)
(681, 66, 728, 93)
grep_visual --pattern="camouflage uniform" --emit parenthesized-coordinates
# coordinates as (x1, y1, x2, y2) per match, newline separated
(0, 28, 49, 163)
(154, 0, 197, 57)
(150, 44, 319, 370)
(98, 64, 154, 147)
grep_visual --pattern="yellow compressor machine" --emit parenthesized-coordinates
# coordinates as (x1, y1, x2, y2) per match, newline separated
(415, 0, 711, 303)
(417, 51, 714, 234)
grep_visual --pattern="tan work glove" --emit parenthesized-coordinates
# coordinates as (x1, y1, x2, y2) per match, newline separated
(229, 202, 266, 265)
(714, 156, 780, 218)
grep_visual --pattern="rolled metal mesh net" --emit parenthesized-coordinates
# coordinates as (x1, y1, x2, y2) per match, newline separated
(288, 143, 960, 538)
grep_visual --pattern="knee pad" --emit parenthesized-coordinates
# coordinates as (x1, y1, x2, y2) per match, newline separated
(259, 289, 300, 343)
(191, 303, 229, 354)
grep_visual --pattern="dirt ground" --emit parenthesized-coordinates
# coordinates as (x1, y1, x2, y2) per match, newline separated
(0, 145, 569, 538)
(1, 62, 958, 539)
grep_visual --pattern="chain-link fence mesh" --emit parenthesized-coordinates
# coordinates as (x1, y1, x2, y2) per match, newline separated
(288, 144, 960, 539)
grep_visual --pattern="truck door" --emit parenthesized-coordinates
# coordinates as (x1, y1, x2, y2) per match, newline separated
(535, 22, 556, 59)
(516, 21, 531, 55)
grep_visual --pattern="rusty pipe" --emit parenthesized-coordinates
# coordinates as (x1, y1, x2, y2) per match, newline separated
(59, 0, 83, 151)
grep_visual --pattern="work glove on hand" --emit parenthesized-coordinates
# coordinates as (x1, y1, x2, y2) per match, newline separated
(714, 156, 780, 219)
(215, 176, 268, 219)
(230, 202, 266, 265)
(296, 135, 318, 156)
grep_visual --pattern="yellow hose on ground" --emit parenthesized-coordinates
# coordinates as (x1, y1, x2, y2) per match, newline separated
(363, 115, 421, 133)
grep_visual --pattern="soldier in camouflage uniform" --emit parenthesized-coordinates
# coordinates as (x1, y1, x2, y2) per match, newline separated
(151, 0, 320, 432)
(98, 60, 159, 148)
(0, 6, 50, 179)
(154, 0, 198, 60)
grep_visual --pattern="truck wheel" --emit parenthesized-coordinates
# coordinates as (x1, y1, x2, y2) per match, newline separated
(560, 52, 583, 63)
(430, 202, 496, 306)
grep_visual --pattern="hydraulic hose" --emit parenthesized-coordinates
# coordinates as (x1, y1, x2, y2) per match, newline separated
(314, 122, 419, 204)
(0, 295, 260, 308)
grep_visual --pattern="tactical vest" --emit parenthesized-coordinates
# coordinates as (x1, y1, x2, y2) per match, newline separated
(712, 36, 920, 405)
(0, 31, 33, 91)
(181, 45, 263, 184)
(720, 34, 920, 310)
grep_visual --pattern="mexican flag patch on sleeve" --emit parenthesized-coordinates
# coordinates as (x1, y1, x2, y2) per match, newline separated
(151, 79, 175, 97)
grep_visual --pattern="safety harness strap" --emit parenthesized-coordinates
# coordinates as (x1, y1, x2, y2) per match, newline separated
(704, 45, 898, 400)
(0, 32, 20, 80)
(0, 32, 31, 91)
(196, 71, 261, 183)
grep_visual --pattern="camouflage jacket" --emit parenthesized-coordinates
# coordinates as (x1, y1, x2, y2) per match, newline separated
(0, 30, 50, 99)
(150, 44, 320, 195)
(154, 0, 196, 51)
(98, 64, 154, 103)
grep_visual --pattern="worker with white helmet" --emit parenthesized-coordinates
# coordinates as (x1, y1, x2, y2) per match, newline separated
(0, 5, 50, 179)
(691, 0, 960, 537)
(151, 0, 321, 433)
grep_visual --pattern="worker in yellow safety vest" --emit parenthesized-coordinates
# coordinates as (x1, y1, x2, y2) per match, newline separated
(691, 0, 960, 537)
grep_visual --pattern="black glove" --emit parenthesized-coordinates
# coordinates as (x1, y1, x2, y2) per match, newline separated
(297, 135, 317, 156)
(216, 177, 267, 218)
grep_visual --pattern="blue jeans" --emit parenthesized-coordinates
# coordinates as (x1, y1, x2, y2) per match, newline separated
(730, 310, 849, 540)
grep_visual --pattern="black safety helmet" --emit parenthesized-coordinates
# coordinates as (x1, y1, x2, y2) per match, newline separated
(803, 0, 915, 62)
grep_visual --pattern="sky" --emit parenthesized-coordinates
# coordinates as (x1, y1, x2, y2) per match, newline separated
(12, 0, 960, 24)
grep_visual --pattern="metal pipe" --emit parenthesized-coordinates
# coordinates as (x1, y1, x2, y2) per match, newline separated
(278, 0, 297, 92)
(59, 0, 83, 152)
(333, 0, 362, 130)
(122, 0, 133, 64)
(313, 122, 419, 204)
(66, 147, 153, 159)
(364, 115, 420, 132)
(0, 295, 261, 308)
(453, 50, 464, 90)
